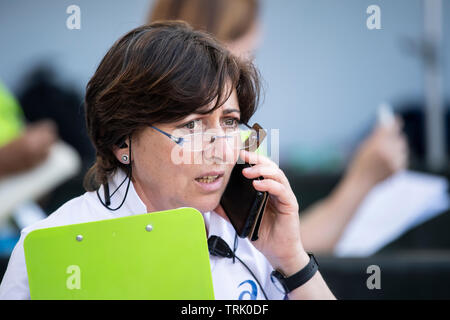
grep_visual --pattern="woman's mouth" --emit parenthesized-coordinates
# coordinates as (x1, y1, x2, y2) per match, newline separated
(195, 175, 220, 183)
(194, 172, 225, 192)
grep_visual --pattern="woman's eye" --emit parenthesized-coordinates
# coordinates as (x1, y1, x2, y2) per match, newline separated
(185, 121, 195, 129)
(183, 119, 202, 131)
(223, 118, 239, 127)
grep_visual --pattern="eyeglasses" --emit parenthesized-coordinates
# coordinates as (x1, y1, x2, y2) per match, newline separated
(150, 122, 259, 152)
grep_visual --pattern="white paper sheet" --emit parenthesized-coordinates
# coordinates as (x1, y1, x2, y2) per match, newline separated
(334, 170, 449, 257)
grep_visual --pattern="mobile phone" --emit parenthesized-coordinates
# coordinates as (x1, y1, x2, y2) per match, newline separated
(220, 123, 268, 241)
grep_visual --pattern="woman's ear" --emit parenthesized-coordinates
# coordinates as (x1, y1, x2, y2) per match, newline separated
(113, 138, 130, 164)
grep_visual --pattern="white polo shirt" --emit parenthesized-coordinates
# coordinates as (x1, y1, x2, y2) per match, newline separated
(0, 169, 284, 300)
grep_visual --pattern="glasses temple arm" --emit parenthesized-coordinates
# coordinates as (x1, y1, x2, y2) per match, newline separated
(150, 125, 183, 144)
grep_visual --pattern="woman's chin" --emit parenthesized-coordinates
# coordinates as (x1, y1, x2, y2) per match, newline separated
(188, 197, 221, 214)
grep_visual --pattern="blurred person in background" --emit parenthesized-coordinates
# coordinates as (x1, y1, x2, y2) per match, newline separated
(17, 66, 95, 172)
(0, 81, 57, 253)
(149, 0, 409, 253)
(0, 82, 57, 180)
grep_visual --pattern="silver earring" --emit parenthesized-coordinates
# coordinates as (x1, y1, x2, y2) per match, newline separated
(121, 154, 129, 163)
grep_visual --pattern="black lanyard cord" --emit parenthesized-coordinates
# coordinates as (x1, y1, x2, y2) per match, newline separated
(96, 138, 133, 211)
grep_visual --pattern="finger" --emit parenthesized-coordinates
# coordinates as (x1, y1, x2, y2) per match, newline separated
(252, 179, 295, 208)
(381, 117, 403, 136)
(242, 164, 288, 185)
(28, 131, 55, 153)
(41, 130, 57, 148)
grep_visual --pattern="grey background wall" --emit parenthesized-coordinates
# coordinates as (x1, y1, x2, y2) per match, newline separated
(1, 0, 449, 168)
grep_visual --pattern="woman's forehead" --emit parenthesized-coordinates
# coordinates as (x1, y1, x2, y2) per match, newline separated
(195, 88, 240, 115)
(198, 105, 241, 117)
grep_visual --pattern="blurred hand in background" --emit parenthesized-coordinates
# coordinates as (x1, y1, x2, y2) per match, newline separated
(346, 118, 409, 189)
(0, 119, 58, 178)
(301, 117, 409, 253)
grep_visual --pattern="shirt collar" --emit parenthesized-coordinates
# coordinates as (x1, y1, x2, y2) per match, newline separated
(206, 209, 238, 250)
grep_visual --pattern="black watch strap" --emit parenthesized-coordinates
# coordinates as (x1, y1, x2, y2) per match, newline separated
(271, 253, 319, 294)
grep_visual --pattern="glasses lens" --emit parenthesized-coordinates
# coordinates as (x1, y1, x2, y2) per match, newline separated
(177, 124, 260, 152)
(236, 125, 258, 151)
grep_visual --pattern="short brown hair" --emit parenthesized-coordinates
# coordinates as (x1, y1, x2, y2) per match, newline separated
(83, 21, 261, 191)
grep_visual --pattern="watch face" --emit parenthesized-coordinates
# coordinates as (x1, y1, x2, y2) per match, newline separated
(270, 271, 287, 295)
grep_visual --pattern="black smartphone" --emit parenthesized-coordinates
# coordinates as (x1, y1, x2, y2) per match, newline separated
(220, 123, 268, 241)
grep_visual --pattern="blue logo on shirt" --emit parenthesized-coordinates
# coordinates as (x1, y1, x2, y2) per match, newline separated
(238, 280, 258, 300)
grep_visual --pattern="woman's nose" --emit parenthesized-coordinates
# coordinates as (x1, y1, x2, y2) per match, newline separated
(204, 133, 236, 164)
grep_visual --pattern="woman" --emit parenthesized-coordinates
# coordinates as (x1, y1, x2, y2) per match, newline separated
(149, 0, 409, 253)
(0, 21, 334, 300)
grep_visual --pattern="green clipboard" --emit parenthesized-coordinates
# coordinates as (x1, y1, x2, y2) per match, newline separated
(23, 207, 214, 300)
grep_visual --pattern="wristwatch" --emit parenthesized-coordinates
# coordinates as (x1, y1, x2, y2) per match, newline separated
(270, 253, 319, 295)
